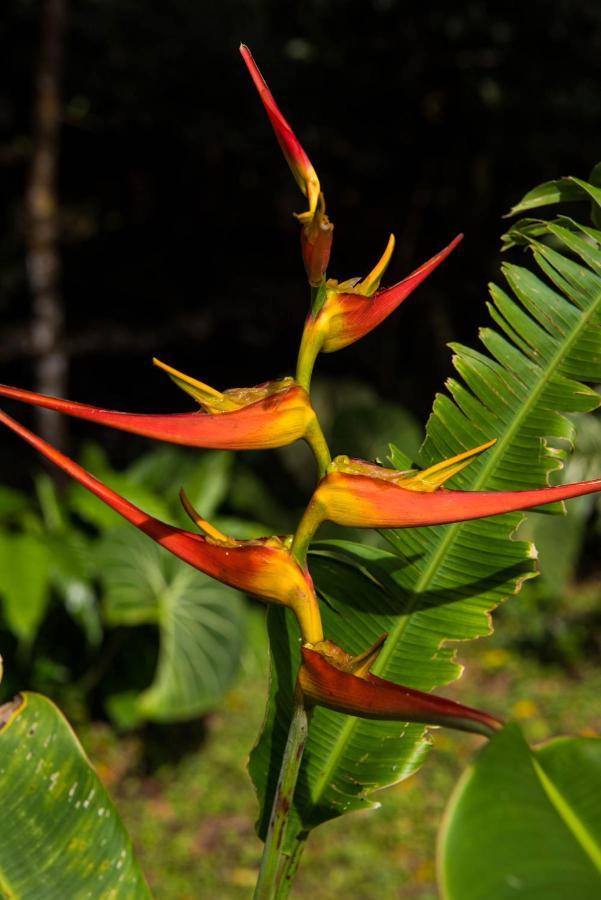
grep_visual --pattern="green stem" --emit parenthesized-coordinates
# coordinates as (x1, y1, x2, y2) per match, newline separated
(290, 497, 325, 566)
(276, 833, 308, 897)
(296, 317, 324, 392)
(305, 416, 331, 480)
(254, 698, 310, 900)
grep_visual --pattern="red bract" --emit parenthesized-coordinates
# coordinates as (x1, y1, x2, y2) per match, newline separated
(320, 234, 462, 351)
(0, 410, 324, 644)
(300, 193, 334, 287)
(328, 234, 462, 352)
(296, 235, 462, 387)
(316, 466, 601, 528)
(240, 44, 320, 223)
(299, 645, 501, 738)
(291, 445, 601, 557)
(0, 373, 327, 454)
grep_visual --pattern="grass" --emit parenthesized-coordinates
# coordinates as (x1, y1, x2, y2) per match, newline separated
(79, 588, 601, 899)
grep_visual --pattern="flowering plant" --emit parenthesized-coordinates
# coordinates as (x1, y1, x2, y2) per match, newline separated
(0, 46, 600, 899)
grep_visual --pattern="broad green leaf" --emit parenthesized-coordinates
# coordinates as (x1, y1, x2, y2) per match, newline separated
(439, 725, 601, 899)
(251, 195, 601, 843)
(519, 412, 601, 596)
(100, 528, 246, 722)
(46, 529, 102, 645)
(0, 692, 149, 897)
(0, 485, 29, 519)
(126, 446, 233, 525)
(0, 533, 51, 642)
(67, 443, 171, 531)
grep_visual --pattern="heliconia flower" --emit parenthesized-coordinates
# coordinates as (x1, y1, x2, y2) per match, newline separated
(240, 43, 320, 224)
(0, 363, 330, 461)
(0, 409, 324, 644)
(298, 641, 501, 737)
(296, 234, 462, 387)
(300, 192, 334, 287)
(292, 441, 601, 557)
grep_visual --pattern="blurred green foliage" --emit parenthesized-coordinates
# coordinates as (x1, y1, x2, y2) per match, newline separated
(0, 379, 430, 725)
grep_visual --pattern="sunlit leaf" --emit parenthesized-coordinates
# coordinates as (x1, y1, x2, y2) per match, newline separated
(0, 692, 150, 897)
(439, 724, 601, 899)
(0, 534, 51, 643)
(251, 189, 601, 848)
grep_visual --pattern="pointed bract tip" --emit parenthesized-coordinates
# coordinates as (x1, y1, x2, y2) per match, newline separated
(240, 42, 320, 218)
(358, 233, 396, 296)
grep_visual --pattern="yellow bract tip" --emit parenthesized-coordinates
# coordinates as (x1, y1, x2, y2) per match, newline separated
(357, 234, 396, 296)
(153, 358, 239, 412)
(349, 633, 388, 678)
(179, 489, 238, 545)
(402, 439, 496, 493)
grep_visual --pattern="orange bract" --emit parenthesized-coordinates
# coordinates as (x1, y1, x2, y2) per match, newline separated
(0, 410, 324, 644)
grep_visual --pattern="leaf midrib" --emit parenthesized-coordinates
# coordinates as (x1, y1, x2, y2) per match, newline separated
(532, 757, 601, 874)
(308, 259, 601, 813)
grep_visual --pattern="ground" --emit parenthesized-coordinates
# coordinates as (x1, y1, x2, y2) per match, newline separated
(80, 588, 601, 899)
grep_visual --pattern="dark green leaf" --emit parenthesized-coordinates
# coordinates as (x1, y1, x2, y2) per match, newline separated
(100, 528, 246, 722)
(252, 194, 601, 845)
(0, 534, 51, 642)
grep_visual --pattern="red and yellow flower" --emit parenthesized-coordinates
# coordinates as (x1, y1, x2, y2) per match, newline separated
(296, 234, 462, 387)
(240, 44, 333, 287)
(292, 441, 601, 557)
(0, 360, 330, 466)
(240, 43, 320, 223)
(0, 409, 324, 644)
(299, 639, 501, 737)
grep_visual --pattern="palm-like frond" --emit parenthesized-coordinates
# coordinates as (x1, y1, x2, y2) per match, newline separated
(251, 171, 601, 847)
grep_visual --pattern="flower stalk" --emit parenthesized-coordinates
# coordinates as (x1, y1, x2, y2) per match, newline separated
(254, 695, 311, 900)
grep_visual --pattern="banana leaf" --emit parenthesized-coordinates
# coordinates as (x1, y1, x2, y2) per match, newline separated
(250, 176, 601, 849)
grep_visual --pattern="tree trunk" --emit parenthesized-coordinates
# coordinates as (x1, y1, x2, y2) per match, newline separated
(26, 0, 67, 448)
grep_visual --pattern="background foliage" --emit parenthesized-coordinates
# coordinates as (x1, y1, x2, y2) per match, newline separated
(1, 1, 600, 894)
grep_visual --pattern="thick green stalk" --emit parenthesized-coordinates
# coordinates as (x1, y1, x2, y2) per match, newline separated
(254, 698, 310, 900)
(290, 496, 324, 566)
(305, 418, 331, 480)
(275, 834, 308, 897)
(296, 316, 325, 392)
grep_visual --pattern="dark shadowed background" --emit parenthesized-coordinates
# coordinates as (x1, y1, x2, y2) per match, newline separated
(1, 0, 600, 476)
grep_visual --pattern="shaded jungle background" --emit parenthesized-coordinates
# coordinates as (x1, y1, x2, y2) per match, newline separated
(3, 0, 601, 452)
(0, 2, 600, 897)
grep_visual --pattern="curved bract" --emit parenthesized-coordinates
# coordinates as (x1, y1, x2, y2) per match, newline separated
(0, 410, 323, 644)
(316, 469, 601, 529)
(0, 380, 319, 452)
(299, 646, 501, 738)
(296, 235, 462, 388)
(240, 43, 320, 223)
(291, 445, 601, 559)
(321, 234, 463, 353)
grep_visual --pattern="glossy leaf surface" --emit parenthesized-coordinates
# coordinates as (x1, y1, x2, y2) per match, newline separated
(100, 527, 246, 723)
(251, 202, 601, 843)
(0, 692, 149, 898)
(439, 725, 601, 899)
